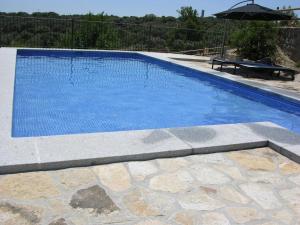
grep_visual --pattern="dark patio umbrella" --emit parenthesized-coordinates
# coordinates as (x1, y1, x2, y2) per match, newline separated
(215, 3, 292, 21)
(216, 1, 292, 57)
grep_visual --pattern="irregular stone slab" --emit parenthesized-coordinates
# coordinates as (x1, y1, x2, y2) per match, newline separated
(48, 218, 68, 225)
(189, 165, 230, 185)
(200, 186, 217, 195)
(201, 212, 230, 225)
(260, 222, 280, 225)
(213, 164, 245, 181)
(0, 202, 43, 225)
(279, 162, 300, 174)
(226, 207, 264, 223)
(191, 153, 233, 165)
(55, 168, 97, 189)
(70, 185, 119, 215)
(271, 209, 294, 225)
(279, 187, 300, 215)
(178, 190, 225, 211)
(68, 215, 88, 225)
(227, 151, 276, 171)
(0, 173, 60, 200)
(247, 171, 287, 187)
(92, 164, 131, 192)
(47, 199, 69, 217)
(128, 161, 158, 181)
(254, 147, 279, 157)
(135, 220, 169, 225)
(240, 183, 281, 209)
(149, 170, 193, 193)
(289, 174, 300, 186)
(123, 189, 160, 217)
(218, 186, 249, 204)
(143, 190, 177, 215)
(69, 210, 134, 225)
(174, 211, 198, 225)
(157, 158, 189, 172)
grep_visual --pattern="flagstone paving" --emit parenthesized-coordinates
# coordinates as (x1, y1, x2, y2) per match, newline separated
(0, 147, 300, 225)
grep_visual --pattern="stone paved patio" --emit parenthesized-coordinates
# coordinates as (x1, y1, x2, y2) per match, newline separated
(184, 60, 300, 94)
(0, 147, 300, 225)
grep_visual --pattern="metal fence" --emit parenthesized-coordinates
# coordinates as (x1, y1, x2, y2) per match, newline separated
(0, 15, 224, 55)
(278, 27, 300, 63)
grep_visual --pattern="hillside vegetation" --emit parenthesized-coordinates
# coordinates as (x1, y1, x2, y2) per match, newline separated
(0, 7, 298, 61)
(0, 7, 243, 52)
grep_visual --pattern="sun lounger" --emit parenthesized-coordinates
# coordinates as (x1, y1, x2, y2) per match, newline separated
(211, 58, 239, 71)
(212, 58, 296, 80)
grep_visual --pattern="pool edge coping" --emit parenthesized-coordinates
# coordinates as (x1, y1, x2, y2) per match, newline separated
(139, 51, 300, 103)
(0, 47, 299, 174)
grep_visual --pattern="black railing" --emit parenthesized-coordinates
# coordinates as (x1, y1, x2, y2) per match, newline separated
(278, 27, 300, 63)
(0, 15, 224, 55)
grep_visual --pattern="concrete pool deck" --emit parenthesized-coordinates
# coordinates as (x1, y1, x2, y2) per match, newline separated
(0, 48, 300, 174)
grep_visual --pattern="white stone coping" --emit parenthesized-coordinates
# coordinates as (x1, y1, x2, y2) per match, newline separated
(0, 47, 299, 174)
(140, 52, 300, 102)
(141, 52, 211, 62)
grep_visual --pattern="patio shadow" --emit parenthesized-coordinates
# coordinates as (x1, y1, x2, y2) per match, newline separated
(218, 67, 293, 81)
(245, 123, 300, 145)
(142, 130, 172, 144)
(168, 127, 216, 143)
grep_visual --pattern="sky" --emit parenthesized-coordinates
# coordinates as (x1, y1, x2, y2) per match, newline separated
(0, 0, 299, 17)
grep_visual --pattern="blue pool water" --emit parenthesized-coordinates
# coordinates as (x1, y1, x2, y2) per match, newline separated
(13, 50, 300, 137)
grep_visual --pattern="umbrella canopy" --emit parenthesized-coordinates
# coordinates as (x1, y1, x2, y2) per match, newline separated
(215, 3, 292, 20)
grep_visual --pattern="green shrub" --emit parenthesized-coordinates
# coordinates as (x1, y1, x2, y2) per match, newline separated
(230, 21, 278, 60)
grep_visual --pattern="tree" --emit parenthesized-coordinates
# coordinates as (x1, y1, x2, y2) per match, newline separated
(230, 21, 278, 60)
(177, 6, 198, 23)
(176, 7, 201, 42)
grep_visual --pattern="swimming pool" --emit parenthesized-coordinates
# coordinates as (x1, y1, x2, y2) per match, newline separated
(13, 49, 300, 137)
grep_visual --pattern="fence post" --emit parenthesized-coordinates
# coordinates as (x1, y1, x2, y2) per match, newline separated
(71, 19, 74, 49)
(147, 25, 152, 52)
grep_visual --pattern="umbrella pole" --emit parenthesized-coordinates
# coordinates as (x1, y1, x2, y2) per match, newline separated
(220, 0, 255, 58)
(220, 19, 228, 58)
